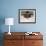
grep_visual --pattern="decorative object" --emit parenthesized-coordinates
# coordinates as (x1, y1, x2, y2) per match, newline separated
(5, 18, 14, 35)
(18, 9, 36, 24)
(25, 32, 38, 35)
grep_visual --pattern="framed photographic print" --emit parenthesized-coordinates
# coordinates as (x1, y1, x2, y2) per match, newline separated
(18, 9, 36, 24)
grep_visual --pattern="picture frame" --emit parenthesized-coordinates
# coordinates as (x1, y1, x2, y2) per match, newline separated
(18, 9, 36, 24)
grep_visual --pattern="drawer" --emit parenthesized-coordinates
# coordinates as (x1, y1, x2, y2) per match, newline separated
(4, 35, 24, 40)
(4, 40, 24, 46)
(4, 40, 16, 46)
(25, 35, 43, 40)
(32, 40, 43, 46)
(24, 40, 43, 46)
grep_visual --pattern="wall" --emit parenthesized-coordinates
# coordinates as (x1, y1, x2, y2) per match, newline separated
(0, 0, 46, 46)
(0, 0, 46, 32)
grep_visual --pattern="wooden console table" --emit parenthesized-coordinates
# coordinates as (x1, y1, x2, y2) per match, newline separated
(4, 32, 43, 46)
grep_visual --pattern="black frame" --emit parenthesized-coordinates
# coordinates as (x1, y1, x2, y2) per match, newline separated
(18, 9, 36, 24)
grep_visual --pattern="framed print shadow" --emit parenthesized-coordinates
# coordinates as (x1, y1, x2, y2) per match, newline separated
(18, 9, 36, 24)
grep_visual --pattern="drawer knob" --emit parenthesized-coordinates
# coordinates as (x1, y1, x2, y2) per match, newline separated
(32, 42, 35, 44)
